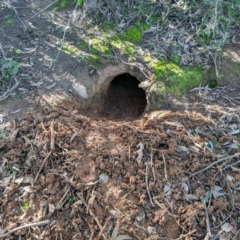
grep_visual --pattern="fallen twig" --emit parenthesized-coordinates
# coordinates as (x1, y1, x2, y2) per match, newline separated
(201, 197, 211, 240)
(190, 153, 240, 178)
(0, 220, 50, 238)
(0, 42, 6, 58)
(55, 0, 81, 60)
(150, 150, 156, 184)
(0, 81, 20, 101)
(50, 120, 55, 151)
(96, 216, 111, 240)
(129, 145, 131, 162)
(25, 0, 58, 23)
(123, 123, 156, 135)
(162, 151, 168, 181)
(79, 195, 107, 240)
(174, 229, 197, 240)
(47, 173, 73, 185)
(34, 151, 52, 183)
(145, 163, 154, 206)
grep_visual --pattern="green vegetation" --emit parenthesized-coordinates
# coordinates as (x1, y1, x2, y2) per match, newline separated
(57, 0, 83, 8)
(22, 202, 29, 212)
(122, 26, 142, 42)
(3, 15, 14, 27)
(0, 129, 6, 139)
(91, 38, 110, 54)
(66, 196, 75, 204)
(0, 58, 20, 79)
(144, 54, 203, 95)
(62, 43, 78, 54)
(10, 48, 22, 55)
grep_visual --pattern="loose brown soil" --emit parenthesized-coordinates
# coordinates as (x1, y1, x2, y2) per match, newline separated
(1, 91, 240, 239)
(1, 1, 240, 240)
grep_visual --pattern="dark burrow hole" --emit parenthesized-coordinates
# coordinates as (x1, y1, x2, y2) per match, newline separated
(102, 73, 147, 119)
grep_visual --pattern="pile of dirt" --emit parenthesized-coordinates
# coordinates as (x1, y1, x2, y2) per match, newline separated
(0, 98, 240, 240)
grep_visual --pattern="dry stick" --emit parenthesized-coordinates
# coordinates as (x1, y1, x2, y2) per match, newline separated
(0, 42, 6, 58)
(201, 197, 211, 240)
(47, 173, 73, 185)
(56, 185, 70, 209)
(162, 151, 168, 181)
(222, 159, 240, 171)
(0, 81, 20, 101)
(25, 0, 58, 22)
(96, 216, 111, 240)
(174, 229, 197, 240)
(128, 145, 131, 162)
(123, 123, 156, 135)
(50, 120, 55, 151)
(55, 0, 81, 60)
(190, 152, 240, 178)
(34, 151, 52, 184)
(150, 150, 156, 184)
(154, 198, 187, 232)
(145, 163, 154, 206)
(0, 220, 50, 238)
(79, 196, 107, 240)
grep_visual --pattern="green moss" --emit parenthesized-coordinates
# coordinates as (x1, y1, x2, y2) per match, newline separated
(62, 43, 78, 54)
(122, 26, 142, 42)
(7, 18, 14, 24)
(56, 0, 83, 9)
(91, 38, 110, 54)
(76, 40, 88, 50)
(172, 56, 181, 64)
(110, 35, 137, 56)
(103, 21, 115, 32)
(146, 55, 203, 95)
(88, 54, 100, 63)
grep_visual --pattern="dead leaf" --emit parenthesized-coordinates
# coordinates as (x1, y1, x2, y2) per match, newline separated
(163, 182, 172, 196)
(228, 129, 240, 135)
(163, 121, 184, 128)
(177, 145, 189, 154)
(136, 142, 144, 164)
(221, 222, 233, 233)
(0, 175, 12, 187)
(111, 220, 120, 239)
(15, 176, 34, 186)
(113, 235, 132, 240)
(181, 183, 189, 194)
(212, 186, 225, 199)
(45, 82, 56, 90)
(185, 194, 200, 200)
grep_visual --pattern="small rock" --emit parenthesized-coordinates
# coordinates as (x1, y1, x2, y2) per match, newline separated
(147, 226, 156, 235)
(139, 80, 151, 90)
(99, 173, 109, 184)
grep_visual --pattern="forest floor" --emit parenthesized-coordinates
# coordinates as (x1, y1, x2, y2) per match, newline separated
(1, 1, 240, 240)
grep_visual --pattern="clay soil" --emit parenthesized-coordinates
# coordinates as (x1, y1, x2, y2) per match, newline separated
(1, 89, 240, 239)
(1, 1, 240, 240)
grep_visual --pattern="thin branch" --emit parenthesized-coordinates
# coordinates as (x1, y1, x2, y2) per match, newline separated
(55, 0, 81, 60)
(201, 197, 211, 240)
(0, 42, 6, 58)
(145, 163, 154, 206)
(79, 195, 107, 240)
(34, 151, 52, 184)
(25, 0, 58, 22)
(0, 220, 50, 238)
(190, 153, 240, 178)
(162, 151, 168, 181)
(50, 120, 55, 151)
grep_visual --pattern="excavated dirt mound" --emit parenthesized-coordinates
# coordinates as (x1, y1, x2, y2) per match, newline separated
(0, 96, 240, 240)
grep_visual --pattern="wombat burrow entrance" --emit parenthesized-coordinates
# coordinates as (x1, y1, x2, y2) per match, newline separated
(101, 73, 147, 119)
